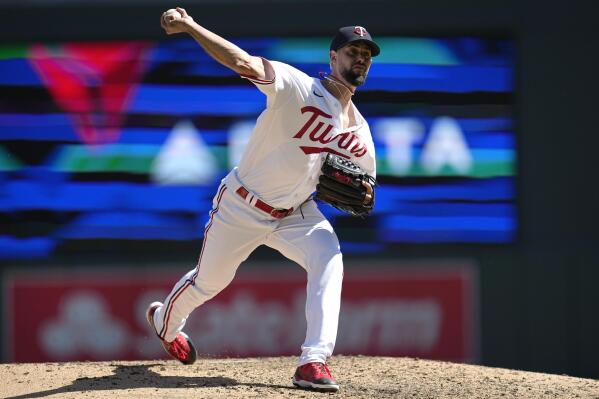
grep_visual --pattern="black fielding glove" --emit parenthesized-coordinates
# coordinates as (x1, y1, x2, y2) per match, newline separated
(315, 154, 376, 218)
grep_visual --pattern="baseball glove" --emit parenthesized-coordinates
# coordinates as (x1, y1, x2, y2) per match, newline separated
(315, 154, 376, 217)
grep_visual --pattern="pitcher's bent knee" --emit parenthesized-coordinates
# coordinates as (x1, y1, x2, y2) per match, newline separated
(306, 251, 343, 282)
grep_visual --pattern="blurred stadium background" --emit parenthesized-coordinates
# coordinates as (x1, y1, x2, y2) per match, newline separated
(0, 0, 597, 379)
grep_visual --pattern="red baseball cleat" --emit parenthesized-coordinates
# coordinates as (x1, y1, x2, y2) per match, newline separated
(146, 301, 197, 365)
(292, 362, 340, 392)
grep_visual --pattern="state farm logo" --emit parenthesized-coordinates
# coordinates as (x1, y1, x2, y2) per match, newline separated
(39, 291, 130, 359)
(185, 291, 441, 355)
(293, 106, 368, 158)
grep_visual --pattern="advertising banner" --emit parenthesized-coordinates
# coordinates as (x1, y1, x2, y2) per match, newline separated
(3, 261, 477, 363)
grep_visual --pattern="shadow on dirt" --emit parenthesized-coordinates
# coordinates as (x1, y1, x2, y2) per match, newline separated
(5, 363, 294, 399)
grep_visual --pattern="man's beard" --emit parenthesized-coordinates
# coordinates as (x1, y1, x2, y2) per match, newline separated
(341, 66, 367, 87)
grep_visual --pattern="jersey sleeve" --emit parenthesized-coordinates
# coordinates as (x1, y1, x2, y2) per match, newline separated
(240, 59, 310, 108)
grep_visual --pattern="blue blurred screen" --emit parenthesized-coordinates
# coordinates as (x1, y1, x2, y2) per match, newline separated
(0, 37, 515, 259)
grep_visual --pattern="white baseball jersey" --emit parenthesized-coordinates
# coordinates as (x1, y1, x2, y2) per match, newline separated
(238, 60, 376, 209)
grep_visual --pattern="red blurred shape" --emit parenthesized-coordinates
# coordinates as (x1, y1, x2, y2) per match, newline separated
(29, 42, 150, 145)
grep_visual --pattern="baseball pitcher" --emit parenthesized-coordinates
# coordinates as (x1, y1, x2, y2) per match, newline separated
(146, 7, 379, 392)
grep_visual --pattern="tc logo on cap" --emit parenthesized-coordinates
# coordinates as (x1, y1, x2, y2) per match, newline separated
(354, 26, 368, 37)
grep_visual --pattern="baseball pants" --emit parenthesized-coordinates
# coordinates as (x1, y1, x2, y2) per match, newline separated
(151, 169, 344, 365)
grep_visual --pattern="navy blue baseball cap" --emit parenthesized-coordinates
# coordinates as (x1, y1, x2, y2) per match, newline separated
(330, 26, 380, 57)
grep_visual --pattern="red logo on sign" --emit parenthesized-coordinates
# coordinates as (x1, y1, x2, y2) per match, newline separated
(354, 26, 368, 37)
(29, 42, 150, 146)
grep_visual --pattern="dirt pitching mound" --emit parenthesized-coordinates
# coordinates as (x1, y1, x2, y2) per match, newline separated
(1, 356, 598, 399)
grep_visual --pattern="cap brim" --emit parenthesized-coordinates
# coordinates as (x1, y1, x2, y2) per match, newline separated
(342, 38, 380, 57)
(366, 41, 380, 57)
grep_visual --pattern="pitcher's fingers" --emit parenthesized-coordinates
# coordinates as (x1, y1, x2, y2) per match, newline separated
(176, 7, 188, 17)
(362, 181, 373, 204)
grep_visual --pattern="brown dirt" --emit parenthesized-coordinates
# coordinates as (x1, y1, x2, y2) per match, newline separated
(1, 356, 598, 399)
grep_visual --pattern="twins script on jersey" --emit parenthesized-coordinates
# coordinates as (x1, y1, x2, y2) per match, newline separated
(238, 60, 377, 210)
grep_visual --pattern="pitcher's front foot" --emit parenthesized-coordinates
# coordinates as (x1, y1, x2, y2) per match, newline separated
(146, 301, 197, 365)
